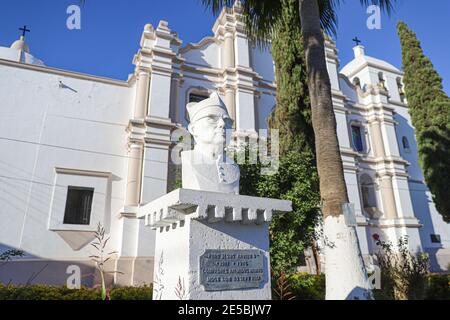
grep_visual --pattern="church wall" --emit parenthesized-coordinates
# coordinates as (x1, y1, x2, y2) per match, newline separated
(249, 46, 275, 83)
(339, 76, 358, 103)
(385, 74, 402, 102)
(393, 106, 424, 181)
(255, 92, 276, 131)
(409, 181, 450, 271)
(182, 40, 221, 69)
(0, 63, 132, 269)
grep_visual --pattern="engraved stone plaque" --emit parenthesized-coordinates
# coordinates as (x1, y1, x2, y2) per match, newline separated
(199, 249, 265, 291)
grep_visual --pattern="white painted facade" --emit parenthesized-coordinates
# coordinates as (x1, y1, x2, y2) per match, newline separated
(0, 4, 448, 287)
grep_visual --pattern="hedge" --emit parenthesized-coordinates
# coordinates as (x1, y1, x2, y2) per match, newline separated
(0, 284, 152, 300)
(288, 273, 326, 300)
(1, 274, 447, 300)
(281, 273, 448, 300)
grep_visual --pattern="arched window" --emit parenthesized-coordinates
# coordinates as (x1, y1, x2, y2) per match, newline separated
(360, 174, 378, 211)
(378, 72, 387, 90)
(397, 77, 406, 103)
(402, 136, 411, 152)
(189, 92, 209, 103)
(351, 124, 364, 152)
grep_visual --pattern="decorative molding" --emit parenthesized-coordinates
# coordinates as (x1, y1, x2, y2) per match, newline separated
(343, 61, 404, 79)
(0, 58, 130, 87)
(367, 218, 422, 229)
(54, 167, 112, 179)
(179, 37, 220, 54)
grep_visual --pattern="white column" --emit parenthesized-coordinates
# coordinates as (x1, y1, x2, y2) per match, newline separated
(379, 175, 398, 219)
(125, 143, 144, 206)
(223, 32, 235, 69)
(368, 120, 386, 158)
(134, 71, 150, 119)
(225, 87, 236, 126)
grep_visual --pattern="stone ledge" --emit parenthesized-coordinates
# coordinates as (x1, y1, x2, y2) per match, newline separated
(138, 188, 292, 228)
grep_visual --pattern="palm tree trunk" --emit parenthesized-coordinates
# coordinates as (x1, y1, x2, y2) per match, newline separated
(299, 0, 372, 300)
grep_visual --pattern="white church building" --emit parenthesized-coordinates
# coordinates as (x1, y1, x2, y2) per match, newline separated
(0, 4, 448, 286)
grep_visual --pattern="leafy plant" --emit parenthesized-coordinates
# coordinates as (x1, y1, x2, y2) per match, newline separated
(239, 147, 321, 275)
(153, 251, 165, 300)
(289, 272, 325, 300)
(174, 276, 187, 300)
(271, 271, 295, 300)
(425, 274, 450, 300)
(373, 235, 430, 300)
(89, 223, 123, 300)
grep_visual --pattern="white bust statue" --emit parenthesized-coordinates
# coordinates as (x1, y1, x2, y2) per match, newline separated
(182, 92, 240, 194)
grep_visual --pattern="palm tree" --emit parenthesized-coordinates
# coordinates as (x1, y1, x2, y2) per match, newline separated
(201, 0, 395, 299)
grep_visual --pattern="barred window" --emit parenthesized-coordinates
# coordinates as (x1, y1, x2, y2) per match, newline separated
(189, 93, 209, 103)
(63, 186, 94, 225)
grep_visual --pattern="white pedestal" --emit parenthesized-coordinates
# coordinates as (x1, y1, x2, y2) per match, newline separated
(138, 188, 292, 300)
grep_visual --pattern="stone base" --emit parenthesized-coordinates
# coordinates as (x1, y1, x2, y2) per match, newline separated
(138, 188, 292, 300)
(153, 218, 271, 300)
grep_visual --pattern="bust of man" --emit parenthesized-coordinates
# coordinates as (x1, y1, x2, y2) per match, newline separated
(182, 92, 240, 194)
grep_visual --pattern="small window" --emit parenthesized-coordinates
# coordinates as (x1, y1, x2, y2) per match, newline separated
(189, 93, 209, 103)
(402, 136, 411, 152)
(430, 234, 441, 244)
(353, 77, 361, 89)
(397, 77, 406, 103)
(378, 72, 387, 90)
(63, 186, 94, 225)
(351, 125, 364, 152)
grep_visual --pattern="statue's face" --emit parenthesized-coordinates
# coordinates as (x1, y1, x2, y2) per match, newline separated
(191, 113, 232, 146)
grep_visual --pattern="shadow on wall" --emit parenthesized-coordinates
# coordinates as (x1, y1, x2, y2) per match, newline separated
(394, 113, 447, 272)
(0, 243, 112, 287)
(345, 287, 372, 300)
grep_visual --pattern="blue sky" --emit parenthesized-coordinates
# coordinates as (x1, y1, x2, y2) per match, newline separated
(0, 0, 449, 94)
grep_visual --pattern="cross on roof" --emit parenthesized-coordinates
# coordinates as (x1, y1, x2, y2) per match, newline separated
(352, 37, 362, 46)
(19, 25, 31, 37)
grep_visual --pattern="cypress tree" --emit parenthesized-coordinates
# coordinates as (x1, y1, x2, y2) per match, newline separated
(269, 0, 315, 155)
(397, 21, 450, 222)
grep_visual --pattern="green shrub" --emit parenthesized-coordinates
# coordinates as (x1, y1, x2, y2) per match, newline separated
(288, 273, 325, 300)
(425, 274, 450, 300)
(0, 284, 152, 300)
(373, 273, 449, 300)
(374, 236, 429, 300)
(110, 286, 152, 300)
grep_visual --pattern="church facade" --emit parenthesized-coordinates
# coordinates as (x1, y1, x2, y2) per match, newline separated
(0, 4, 448, 286)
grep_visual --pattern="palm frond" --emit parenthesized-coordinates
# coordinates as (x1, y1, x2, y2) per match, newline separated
(200, 0, 235, 15)
(200, 0, 397, 47)
(358, 0, 396, 15)
(201, 0, 338, 47)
